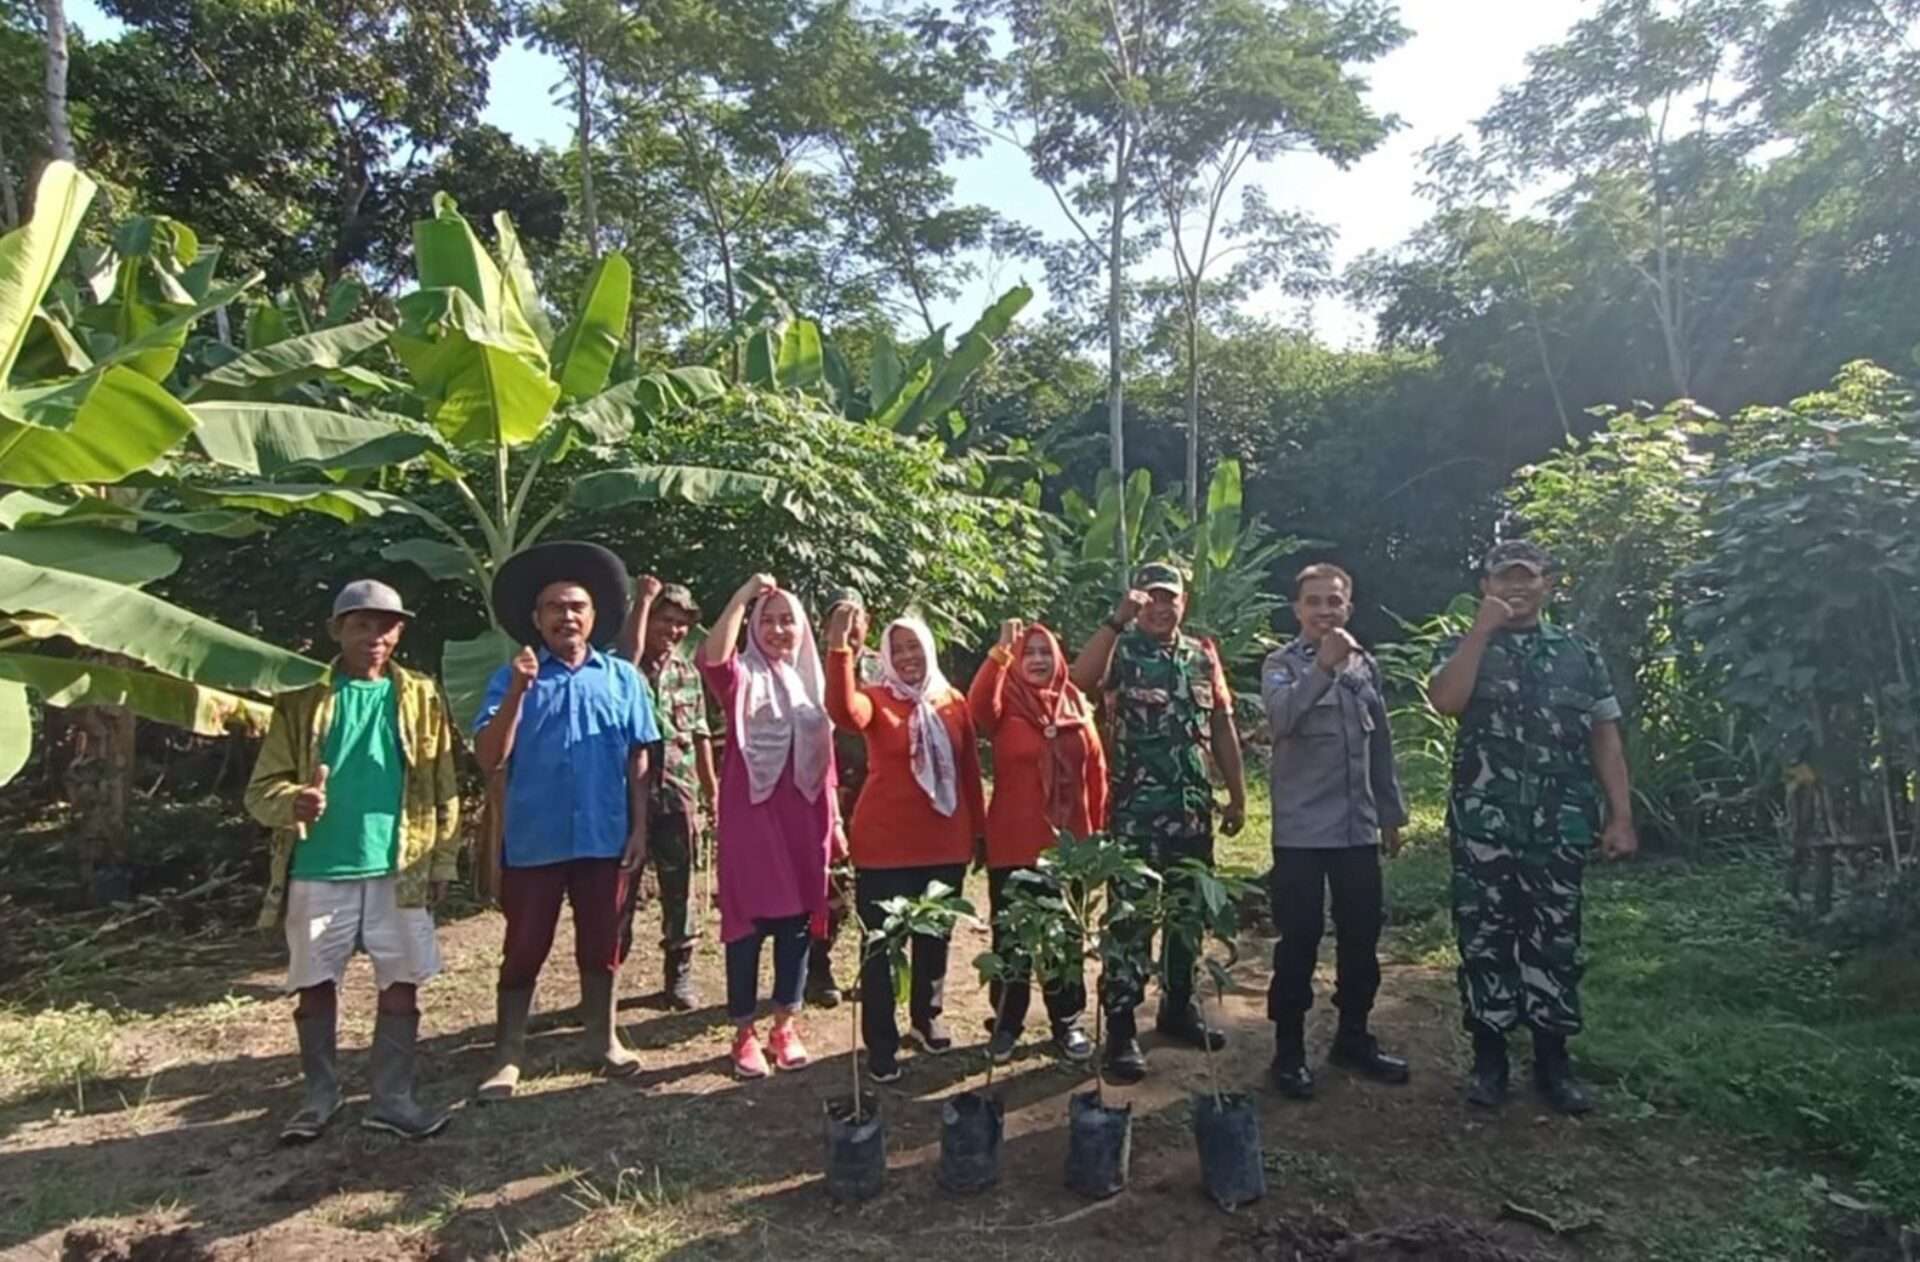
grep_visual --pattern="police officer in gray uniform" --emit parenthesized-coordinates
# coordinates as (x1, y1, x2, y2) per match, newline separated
(1261, 563, 1410, 1099)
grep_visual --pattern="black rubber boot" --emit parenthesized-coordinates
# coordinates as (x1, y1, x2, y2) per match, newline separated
(1465, 1025, 1510, 1109)
(805, 940, 842, 1009)
(362, 1010, 451, 1139)
(664, 945, 700, 1012)
(582, 971, 640, 1076)
(280, 1008, 341, 1142)
(1532, 1031, 1594, 1115)
(1329, 1019, 1411, 1084)
(476, 988, 533, 1102)
(1154, 1001, 1227, 1051)
(1269, 1016, 1313, 1100)
(1102, 1009, 1147, 1083)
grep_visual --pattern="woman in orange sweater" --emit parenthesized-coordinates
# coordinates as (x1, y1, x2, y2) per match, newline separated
(825, 607, 987, 1083)
(968, 618, 1109, 1064)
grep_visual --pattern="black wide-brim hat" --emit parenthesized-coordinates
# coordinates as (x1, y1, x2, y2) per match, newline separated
(491, 541, 630, 649)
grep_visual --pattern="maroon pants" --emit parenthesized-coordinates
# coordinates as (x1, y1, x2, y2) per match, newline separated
(499, 858, 629, 990)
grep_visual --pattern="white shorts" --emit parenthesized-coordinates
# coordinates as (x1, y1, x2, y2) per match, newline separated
(284, 876, 442, 992)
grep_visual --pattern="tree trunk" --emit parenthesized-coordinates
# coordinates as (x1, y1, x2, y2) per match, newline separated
(0, 128, 19, 229)
(1184, 298, 1201, 520)
(1106, 131, 1130, 574)
(65, 660, 138, 906)
(576, 41, 599, 257)
(41, 0, 75, 162)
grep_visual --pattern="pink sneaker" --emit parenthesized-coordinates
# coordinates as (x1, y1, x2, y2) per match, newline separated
(732, 1026, 770, 1079)
(769, 1022, 811, 1071)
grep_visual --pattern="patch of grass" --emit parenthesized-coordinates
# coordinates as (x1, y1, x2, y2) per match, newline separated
(0, 1001, 119, 1105)
(1262, 1148, 1356, 1203)
(1628, 1166, 1826, 1261)
(1578, 853, 1920, 1223)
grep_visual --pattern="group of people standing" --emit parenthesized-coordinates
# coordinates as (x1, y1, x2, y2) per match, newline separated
(245, 536, 1636, 1144)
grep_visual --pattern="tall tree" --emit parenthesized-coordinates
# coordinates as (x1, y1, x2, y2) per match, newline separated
(39, 0, 72, 162)
(1141, 0, 1401, 513)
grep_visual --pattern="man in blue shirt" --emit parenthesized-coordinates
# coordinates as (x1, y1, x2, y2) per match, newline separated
(472, 542, 660, 1101)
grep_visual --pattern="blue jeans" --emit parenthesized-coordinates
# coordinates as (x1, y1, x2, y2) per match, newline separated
(725, 915, 812, 1022)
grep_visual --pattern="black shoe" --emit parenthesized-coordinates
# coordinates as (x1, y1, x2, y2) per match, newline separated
(988, 1025, 1019, 1064)
(1532, 1034, 1594, 1115)
(806, 972, 842, 1010)
(1465, 1027, 1510, 1109)
(1329, 1029, 1411, 1084)
(1103, 1033, 1147, 1083)
(1051, 1024, 1093, 1063)
(1270, 1055, 1314, 1100)
(1155, 1007, 1227, 1052)
(909, 1017, 953, 1055)
(868, 1054, 905, 1084)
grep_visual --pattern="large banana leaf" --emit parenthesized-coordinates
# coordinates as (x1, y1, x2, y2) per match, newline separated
(0, 366, 200, 486)
(0, 650, 274, 736)
(570, 464, 787, 516)
(550, 254, 632, 401)
(1, 162, 96, 383)
(0, 555, 326, 694)
(0, 490, 257, 537)
(381, 537, 479, 584)
(1204, 459, 1243, 569)
(895, 284, 1031, 435)
(412, 194, 548, 369)
(869, 338, 905, 414)
(443, 627, 518, 733)
(776, 318, 823, 390)
(0, 525, 179, 585)
(571, 367, 726, 444)
(191, 402, 444, 475)
(16, 310, 94, 379)
(187, 482, 427, 526)
(186, 319, 390, 401)
(872, 359, 932, 430)
(492, 211, 555, 350)
(91, 274, 261, 383)
(392, 288, 560, 449)
(0, 680, 27, 784)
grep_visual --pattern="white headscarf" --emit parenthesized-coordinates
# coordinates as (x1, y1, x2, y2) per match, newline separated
(878, 616, 959, 817)
(735, 589, 832, 805)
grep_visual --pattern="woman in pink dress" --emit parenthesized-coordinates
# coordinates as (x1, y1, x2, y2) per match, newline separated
(700, 573, 836, 1079)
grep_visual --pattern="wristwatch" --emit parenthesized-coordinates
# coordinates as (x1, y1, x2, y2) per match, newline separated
(1105, 615, 1129, 633)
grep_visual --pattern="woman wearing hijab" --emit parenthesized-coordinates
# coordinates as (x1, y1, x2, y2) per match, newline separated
(700, 573, 836, 1080)
(969, 618, 1109, 1065)
(825, 606, 987, 1083)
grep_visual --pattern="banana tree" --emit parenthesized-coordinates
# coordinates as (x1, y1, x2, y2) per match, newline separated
(177, 194, 786, 726)
(0, 163, 325, 810)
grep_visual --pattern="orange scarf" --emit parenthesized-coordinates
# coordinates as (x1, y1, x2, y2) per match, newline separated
(1002, 625, 1109, 837)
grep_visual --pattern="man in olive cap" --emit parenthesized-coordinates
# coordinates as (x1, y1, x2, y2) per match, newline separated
(246, 579, 460, 1142)
(616, 575, 717, 1010)
(1428, 540, 1638, 1114)
(1071, 561, 1248, 1082)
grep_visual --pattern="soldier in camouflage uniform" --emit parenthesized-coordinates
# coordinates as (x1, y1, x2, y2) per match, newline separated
(1070, 562, 1247, 1082)
(1428, 541, 1638, 1115)
(619, 578, 717, 1011)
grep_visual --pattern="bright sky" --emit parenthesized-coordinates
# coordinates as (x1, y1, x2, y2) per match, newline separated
(70, 0, 1584, 346)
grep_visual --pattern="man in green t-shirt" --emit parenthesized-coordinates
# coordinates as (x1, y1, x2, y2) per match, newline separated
(246, 580, 463, 1143)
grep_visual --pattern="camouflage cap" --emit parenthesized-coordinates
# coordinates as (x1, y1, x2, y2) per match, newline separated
(821, 586, 865, 613)
(1133, 562, 1185, 594)
(657, 583, 700, 617)
(1482, 539, 1554, 576)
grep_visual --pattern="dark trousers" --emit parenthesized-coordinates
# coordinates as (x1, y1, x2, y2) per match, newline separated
(809, 871, 852, 972)
(988, 866, 1086, 1033)
(499, 858, 628, 990)
(616, 811, 698, 965)
(724, 914, 812, 1022)
(1099, 832, 1212, 1035)
(1267, 845, 1383, 1028)
(854, 863, 966, 1061)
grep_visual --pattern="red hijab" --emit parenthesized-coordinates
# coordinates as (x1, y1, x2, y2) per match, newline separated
(1002, 624, 1109, 837)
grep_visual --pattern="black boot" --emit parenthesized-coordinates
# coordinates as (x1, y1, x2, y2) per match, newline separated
(1269, 1016, 1313, 1100)
(1102, 1009, 1147, 1083)
(805, 940, 841, 1009)
(664, 944, 700, 1012)
(362, 1010, 451, 1140)
(1154, 1000, 1227, 1051)
(1532, 1032, 1593, 1115)
(281, 1007, 341, 1143)
(1328, 1018, 1411, 1085)
(1465, 1025, 1509, 1109)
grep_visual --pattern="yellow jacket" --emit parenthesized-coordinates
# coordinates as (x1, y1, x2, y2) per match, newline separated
(245, 663, 462, 928)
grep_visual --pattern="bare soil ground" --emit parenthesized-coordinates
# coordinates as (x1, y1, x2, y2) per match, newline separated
(0, 874, 1798, 1261)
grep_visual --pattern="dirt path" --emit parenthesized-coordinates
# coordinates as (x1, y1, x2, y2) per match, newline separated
(0, 874, 1767, 1260)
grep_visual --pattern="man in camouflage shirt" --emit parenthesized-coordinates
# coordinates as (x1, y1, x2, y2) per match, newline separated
(1071, 562, 1247, 1082)
(620, 577, 717, 1010)
(1428, 541, 1638, 1114)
